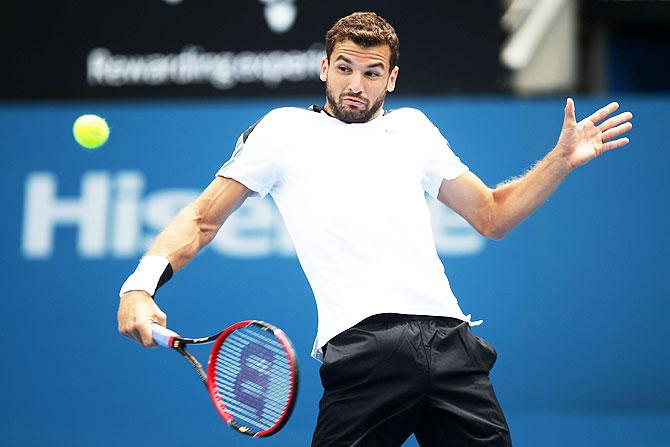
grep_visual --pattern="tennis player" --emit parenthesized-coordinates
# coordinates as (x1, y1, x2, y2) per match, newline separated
(117, 12, 632, 446)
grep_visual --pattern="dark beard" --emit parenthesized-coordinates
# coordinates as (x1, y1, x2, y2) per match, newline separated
(325, 88, 386, 123)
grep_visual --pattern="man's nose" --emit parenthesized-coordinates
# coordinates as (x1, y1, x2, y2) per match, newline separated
(347, 73, 364, 95)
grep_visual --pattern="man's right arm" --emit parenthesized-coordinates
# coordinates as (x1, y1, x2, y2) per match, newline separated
(117, 176, 252, 347)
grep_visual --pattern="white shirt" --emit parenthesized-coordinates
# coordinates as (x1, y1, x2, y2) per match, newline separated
(218, 106, 476, 360)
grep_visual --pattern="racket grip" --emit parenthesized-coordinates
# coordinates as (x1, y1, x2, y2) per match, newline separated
(151, 323, 180, 348)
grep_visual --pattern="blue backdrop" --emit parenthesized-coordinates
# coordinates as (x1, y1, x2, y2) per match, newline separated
(1, 96, 668, 446)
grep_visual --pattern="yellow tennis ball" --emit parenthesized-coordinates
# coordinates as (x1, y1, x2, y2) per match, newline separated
(73, 114, 109, 149)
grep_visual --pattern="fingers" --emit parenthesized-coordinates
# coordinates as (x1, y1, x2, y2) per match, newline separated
(599, 111, 633, 132)
(585, 101, 620, 124)
(118, 291, 167, 347)
(602, 137, 630, 152)
(563, 97, 577, 127)
(602, 121, 633, 142)
(144, 310, 168, 347)
(120, 320, 156, 347)
(138, 323, 157, 348)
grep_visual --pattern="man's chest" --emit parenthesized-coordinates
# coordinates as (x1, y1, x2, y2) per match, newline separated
(279, 126, 424, 191)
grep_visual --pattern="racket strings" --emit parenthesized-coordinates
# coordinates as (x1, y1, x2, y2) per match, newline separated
(213, 326, 293, 432)
(215, 346, 291, 428)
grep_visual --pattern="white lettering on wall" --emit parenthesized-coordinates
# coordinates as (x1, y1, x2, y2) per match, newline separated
(22, 172, 110, 258)
(87, 45, 324, 90)
(21, 171, 485, 259)
(112, 172, 144, 257)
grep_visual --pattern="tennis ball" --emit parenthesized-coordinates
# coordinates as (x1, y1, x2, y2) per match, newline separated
(73, 114, 109, 149)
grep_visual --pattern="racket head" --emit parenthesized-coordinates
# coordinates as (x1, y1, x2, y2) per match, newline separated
(206, 320, 299, 437)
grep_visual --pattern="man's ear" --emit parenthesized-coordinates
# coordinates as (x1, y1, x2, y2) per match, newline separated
(386, 66, 399, 92)
(320, 56, 328, 82)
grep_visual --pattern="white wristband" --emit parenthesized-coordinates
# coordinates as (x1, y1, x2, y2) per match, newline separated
(119, 256, 172, 298)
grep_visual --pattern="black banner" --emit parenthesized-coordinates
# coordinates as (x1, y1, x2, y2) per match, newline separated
(4, 0, 507, 99)
(584, 0, 670, 24)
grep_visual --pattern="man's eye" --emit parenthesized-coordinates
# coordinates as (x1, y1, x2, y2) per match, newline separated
(337, 66, 350, 73)
(367, 72, 381, 78)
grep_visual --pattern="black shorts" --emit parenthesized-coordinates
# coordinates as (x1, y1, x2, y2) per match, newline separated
(311, 314, 512, 447)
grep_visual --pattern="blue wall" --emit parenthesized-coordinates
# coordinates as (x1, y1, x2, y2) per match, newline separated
(1, 96, 668, 446)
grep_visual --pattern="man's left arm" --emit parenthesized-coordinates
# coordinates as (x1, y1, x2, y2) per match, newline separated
(438, 99, 633, 240)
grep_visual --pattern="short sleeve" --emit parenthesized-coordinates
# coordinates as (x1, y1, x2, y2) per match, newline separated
(216, 112, 280, 198)
(420, 117, 469, 197)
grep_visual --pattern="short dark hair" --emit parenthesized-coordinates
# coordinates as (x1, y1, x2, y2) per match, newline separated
(326, 12, 400, 69)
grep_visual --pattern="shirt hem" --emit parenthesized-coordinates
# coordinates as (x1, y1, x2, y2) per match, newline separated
(216, 170, 269, 198)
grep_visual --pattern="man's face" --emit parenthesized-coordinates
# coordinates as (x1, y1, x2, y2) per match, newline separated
(320, 40, 399, 123)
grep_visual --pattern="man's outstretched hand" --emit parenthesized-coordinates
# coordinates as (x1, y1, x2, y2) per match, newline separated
(556, 98, 633, 169)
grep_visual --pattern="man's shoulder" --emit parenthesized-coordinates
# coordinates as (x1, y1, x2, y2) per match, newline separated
(261, 106, 319, 124)
(385, 107, 435, 129)
(242, 106, 319, 140)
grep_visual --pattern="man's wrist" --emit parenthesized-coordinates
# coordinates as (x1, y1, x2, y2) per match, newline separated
(119, 255, 173, 298)
(549, 147, 576, 175)
(119, 290, 152, 299)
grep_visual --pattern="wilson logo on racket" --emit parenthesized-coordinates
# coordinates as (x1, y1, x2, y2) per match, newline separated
(234, 342, 275, 416)
(151, 320, 299, 437)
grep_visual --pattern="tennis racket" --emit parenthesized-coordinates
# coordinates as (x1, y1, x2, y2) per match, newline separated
(151, 320, 299, 437)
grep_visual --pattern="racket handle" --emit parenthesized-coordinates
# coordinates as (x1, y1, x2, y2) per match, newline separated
(151, 323, 180, 348)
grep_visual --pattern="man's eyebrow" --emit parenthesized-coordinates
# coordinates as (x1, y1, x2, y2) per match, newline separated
(334, 55, 386, 70)
(365, 62, 386, 70)
(334, 55, 353, 64)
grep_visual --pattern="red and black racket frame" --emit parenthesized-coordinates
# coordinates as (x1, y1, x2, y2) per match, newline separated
(167, 320, 299, 437)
